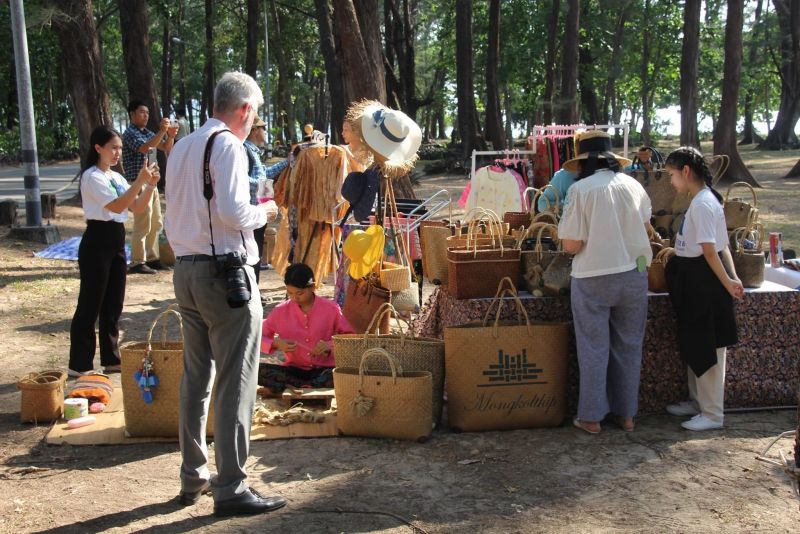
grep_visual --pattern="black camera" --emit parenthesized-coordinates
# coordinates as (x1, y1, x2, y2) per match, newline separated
(220, 252, 251, 308)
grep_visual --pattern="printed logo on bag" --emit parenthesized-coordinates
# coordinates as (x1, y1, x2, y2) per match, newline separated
(481, 350, 545, 387)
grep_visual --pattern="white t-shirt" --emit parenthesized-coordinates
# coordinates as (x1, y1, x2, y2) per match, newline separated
(80, 166, 130, 223)
(559, 169, 652, 278)
(675, 188, 728, 257)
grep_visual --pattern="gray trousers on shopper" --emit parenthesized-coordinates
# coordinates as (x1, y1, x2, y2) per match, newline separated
(571, 269, 648, 422)
(173, 259, 262, 502)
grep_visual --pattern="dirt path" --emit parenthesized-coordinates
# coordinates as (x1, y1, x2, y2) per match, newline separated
(1, 154, 799, 532)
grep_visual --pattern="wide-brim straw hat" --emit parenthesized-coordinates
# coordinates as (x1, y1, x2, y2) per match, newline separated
(343, 225, 385, 279)
(562, 130, 631, 173)
(361, 103, 422, 177)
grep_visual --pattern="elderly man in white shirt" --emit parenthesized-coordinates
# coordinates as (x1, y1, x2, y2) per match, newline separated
(165, 72, 284, 518)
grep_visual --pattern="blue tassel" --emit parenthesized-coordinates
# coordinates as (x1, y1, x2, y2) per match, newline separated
(143, 389, 153, 404)
(138, 375, 148, 388)
(147, 374, 158, 387)
(134, 370, 142, 382)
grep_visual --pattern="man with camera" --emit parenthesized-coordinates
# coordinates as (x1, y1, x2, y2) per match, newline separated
(122, 100, 177, 274)
(164, 72, 284, 518)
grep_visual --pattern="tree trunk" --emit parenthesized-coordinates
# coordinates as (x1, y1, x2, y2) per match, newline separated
(314, 0, 345, 144)
(603, 3, 632, 123)
(484, 0, 505, 149)
(175, 0, 191, 130)
(680, 0, 701, 147)
(50, 0, 112, 168)
(504, 86, 513, 146)
(455, 0, 483, 158)
(639, 0, 652, 145)
(740, 0, 764, 144)
(245, 0, 259, 78)
(160, 11, 173, 118)
(269, 0, 294, 144)
(578, 37, 601, 124)
(332, 0, 386, 104)
(118, 0, 161, 132)
(760, 0, 800, 149)
(714, 0, 759, 186)
(542, 0, 560, 125)
(200, 0, 215, 123)
(556, 0, 579, 124)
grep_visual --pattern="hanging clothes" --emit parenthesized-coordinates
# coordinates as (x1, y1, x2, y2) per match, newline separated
(464, 166, 525, 215)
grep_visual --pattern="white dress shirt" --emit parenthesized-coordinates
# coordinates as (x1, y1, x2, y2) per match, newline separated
(165, 118, 267, 265)
(559, 169, 652, 278)
(80, 166, 130, 223)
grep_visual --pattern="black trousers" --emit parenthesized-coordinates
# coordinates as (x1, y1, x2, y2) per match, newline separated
(253, 222, 267, 284)
(69, 220, 127, 372)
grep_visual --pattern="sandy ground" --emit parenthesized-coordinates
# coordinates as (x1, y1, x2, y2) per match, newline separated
(0, 150, 799, 533)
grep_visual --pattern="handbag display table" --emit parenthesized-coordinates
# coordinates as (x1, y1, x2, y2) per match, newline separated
(411, 281, 799, 414)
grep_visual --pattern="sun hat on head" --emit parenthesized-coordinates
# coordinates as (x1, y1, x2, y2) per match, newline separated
(343, 225, 385, 279)
(251, 116, 266, 128)
(562, 130, 632, 173)
(361, 103, 422, 178)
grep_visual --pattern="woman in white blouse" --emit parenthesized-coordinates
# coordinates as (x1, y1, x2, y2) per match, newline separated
(69, 125, 159, 377)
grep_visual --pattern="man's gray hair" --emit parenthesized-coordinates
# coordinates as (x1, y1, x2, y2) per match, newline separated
(214, 72, 264, 114)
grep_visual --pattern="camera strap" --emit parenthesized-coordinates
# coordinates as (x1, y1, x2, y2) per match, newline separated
(203, 128, 246, 258)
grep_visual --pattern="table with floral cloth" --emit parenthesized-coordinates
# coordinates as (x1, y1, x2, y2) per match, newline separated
(411, 281, 800, 414)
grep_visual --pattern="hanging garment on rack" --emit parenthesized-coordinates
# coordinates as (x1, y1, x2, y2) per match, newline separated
(464, 166, 525, 215)
(272, 144, 364, 286)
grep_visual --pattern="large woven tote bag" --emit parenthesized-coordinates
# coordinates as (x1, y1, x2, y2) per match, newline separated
(444, 278, 570, 432)
(724, 181, 758, 231)
(334, 348, 433, 442)
(120, 306, 215, 437)
(333, 303, 445, 424)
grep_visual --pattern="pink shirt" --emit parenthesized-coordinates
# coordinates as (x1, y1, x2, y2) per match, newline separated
(261, 296, 354, 370)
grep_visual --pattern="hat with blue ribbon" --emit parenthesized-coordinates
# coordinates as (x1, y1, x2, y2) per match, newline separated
(361, 103, 422, 176)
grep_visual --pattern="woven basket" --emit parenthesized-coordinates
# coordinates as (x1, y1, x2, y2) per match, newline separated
(333, 304, 445, 424)
(17, 370, 66, 423)
(379, 261, 411, 291)
(420, 222, 452, 285)
(447, 245, 521, 300)
(120, 306, 215, 437)
(731, 225, 765, 288)
(648, 247, 675, 293)
(334, 348, 433, 442)
(724, 181, 758, 231)
(630, 169, 676, 215)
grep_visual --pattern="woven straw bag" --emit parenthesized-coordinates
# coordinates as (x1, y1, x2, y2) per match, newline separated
(518, 223, 563, 295)
(379, 261, 411, 291)
(631, 168, 676, 215)
(120, 305, 215, 437)
(731, 224, 765, 288)
(17, 370, 66, 423)
(648, 247, 675, 293)
(334, 347, 433, 442)
(333, 303, 445, 424)
(724, 181, 758, 231)
(538, 183, 561, 219)
(503, 187, 539, 232)
(420, 220, 452, 285)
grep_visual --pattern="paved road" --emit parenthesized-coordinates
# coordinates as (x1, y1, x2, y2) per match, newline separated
(0, 162, 80, 209)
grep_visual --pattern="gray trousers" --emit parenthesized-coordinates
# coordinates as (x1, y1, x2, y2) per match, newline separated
(173, 259, 262, 501)
(571, 269, 648, 422)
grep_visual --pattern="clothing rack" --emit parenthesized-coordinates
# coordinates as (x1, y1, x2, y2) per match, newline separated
(330, 189, 452, 285)
(530, 123, 630, 159)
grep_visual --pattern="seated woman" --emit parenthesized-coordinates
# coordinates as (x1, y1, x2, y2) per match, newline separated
(259, 263, 354, 393)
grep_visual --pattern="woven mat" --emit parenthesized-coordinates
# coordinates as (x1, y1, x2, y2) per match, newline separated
(45, 387, 338, 445)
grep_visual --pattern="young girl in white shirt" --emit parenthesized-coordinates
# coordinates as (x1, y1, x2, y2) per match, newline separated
(69, 125, 159, 376)
(664, 147, 744, 431)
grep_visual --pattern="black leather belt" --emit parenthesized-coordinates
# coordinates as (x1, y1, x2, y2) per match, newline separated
(176, 254, 227, 262)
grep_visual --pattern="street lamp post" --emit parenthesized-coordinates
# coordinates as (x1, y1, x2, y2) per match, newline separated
(8, 0, 59, 243)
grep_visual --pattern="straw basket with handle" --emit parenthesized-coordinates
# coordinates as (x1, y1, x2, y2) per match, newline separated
(724, 181, 758, 231)
(648, 247, 676, 293)
(518, 223, 560, 294)
(334, 347, 433, 442)
(17, 370, 67, 423)
(332, 303, 445, 424)
(538, 183, 561, 219)
(730, 224, 765, 288)
(503, 187, 538, 232)
(120, 305, 215, 437)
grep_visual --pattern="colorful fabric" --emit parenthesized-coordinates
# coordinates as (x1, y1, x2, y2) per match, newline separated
(67, 372, 114, 405)
(34, 236, 131, 263)
(258, 363, 334, 393)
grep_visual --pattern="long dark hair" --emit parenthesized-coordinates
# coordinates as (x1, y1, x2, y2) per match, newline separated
(82, 125, 122, 174)
(664, 146, 723, 204)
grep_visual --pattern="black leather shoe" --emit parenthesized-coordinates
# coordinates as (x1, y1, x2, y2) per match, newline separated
(178, 481, 211, 506)
(213, 487, 286, 517)
(146, 260, 173, 271)
(129, 263, 157, 274)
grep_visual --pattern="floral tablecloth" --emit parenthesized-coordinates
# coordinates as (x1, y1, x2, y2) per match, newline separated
(411, 282, 800, 414)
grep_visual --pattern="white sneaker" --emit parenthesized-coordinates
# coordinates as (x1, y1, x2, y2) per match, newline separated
(666, 401, 699, 416)
(681, 414, 723, 431)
